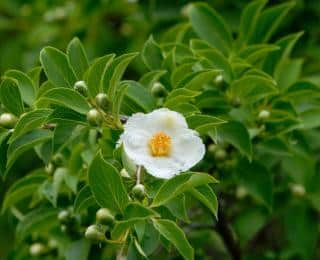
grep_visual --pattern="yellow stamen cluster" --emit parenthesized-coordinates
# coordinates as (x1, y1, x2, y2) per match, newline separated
(149, 131, 171, 157)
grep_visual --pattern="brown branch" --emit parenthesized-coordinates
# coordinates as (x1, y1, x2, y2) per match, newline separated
(215, 197, 242, 260)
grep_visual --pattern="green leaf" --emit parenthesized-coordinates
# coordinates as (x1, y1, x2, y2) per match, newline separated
(52, 122, 76, 154)
(234, 207, 268, 246)
(124, 202, 159, 220)
(249, 2, 295, 44)
(128, 238, 148, 260)
(28, 66, 42, 88)
(6, 129, 53, 173)
(237, 160, 273, 210)
(5, 70, 37, 106)
(67, 37, 90, 79)
(176, 69, 220, 90)
(139, 70, 167, 89)
(102, 52, 138, 98)
(85, 54, 115, 98)
(88, 152, 129, 213)
(284, 203, 318, 260)
(263, 32, 303, 75)
(37, 87, 90, 114)
(239, 0, 267, 44)
(65, 239, 91, 260)
(216, 121, 252, 160)
(16, 207, 58, 242)
(46, 107, 87, 125)
(186, 114, 226, 134)
(165, 195, 190, 223)
(152, 172, 218, 207)
(2, 172, 46, 213)
(274, 58, 303, 90)
(299, 108, 320, 129)
(239, 44, 280, 65)
(0, 77, 24, 116)
(9, 109, 52, 144)
(40, 46, 77, 88)
(112, 83, 128, 126)
(142, 35, 163, 70)
(171, 63, 194, 88)
(0, 132, 10, 177)
(188, 3, 232, 55)
(189, 185, 218, 218)
(152, 219, 194, 260)
(195, 49, 233, 83)
(74, 185, 96, 213)
(121, 81, 156, 114)
(230, 75, 277, 104)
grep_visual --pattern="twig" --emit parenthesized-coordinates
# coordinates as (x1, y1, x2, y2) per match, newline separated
(136, 165, 142, 185)
(216, 197, 241, 260)
(10, 206, 24, 221)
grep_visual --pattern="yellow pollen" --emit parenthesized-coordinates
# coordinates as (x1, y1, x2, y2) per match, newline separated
(149, 131, 171, 157)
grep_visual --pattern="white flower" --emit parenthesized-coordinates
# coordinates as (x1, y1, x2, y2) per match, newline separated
(119, 108, 205, 179)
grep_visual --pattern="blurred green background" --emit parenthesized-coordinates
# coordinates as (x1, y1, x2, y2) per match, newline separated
(1, 0, 319, 78)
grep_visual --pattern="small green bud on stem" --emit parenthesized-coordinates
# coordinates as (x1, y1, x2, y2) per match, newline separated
(214, 148, 227, 161)
(85, 224, 106, 242)
(74, 81, 88, 97)
(87, 108, 103, 126)
(258, 110, 270, 120)
(95, 93, 111, 111)
(132, 184, 145, 200)
(290, 184, 306, 197)
(96, 208, 115, 226)
(151, 82, 167, 98)
(0, 113, 18, 129)
(29, 243, 46, 256)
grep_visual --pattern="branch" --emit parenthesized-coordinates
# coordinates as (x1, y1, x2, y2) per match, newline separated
(215, 197, 241, 260)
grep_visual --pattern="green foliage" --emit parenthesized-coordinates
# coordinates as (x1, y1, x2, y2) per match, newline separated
(0, 1, 320, 259)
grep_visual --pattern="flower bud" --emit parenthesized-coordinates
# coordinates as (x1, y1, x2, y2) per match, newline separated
(151, 82, 167, 98)
(214, 74, 225, 88)
(87, 108, 103, 126)
(52, 153, 64, 166)
(45, 163, 55, 175)
(231, 97, 241, 107)
(29, 243, 46, 256)
(96, 208, 115, 226)
(290, 184, 306, 197)
(74, 81, 88, 97)
(132, 184, 145, 200)
(95, 93, 110, 111)
(0, 113, 18, 129)
(58, 210, 71, 224)
(85, 224, 105, 242)
(258, 110, 270, 120)
(214, 148, 227, 161)
(236, 186, 248, 199)
(208, 144, 218, 155)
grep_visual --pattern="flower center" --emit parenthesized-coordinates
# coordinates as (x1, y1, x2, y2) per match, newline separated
(149, 131, 171, 157)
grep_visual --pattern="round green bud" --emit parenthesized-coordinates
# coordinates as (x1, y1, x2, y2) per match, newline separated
(214, 74, 225, 88)
(58, 210, 71, 224)
(231, 97, 241, 107)
(208, 144, 218, 155)
(45, 163, 55, 175)
(291, 184, 306, 197)
(52, 153, 64, 166)
(236, 186, 248, 199)
(74, 81, 88, 97)
(85, 225, 105, 242)
(95, 93, 111, 111)
(0, 113, 17, 129)
(258, 110, 270, 120)
(132, 184, 145, 200)
(87, 109, 103, 126)
(96, 208, 115, 226)
(151, 82, 167, 98)
(29, 243, 46, 256)
(214, 148, 227, 161)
